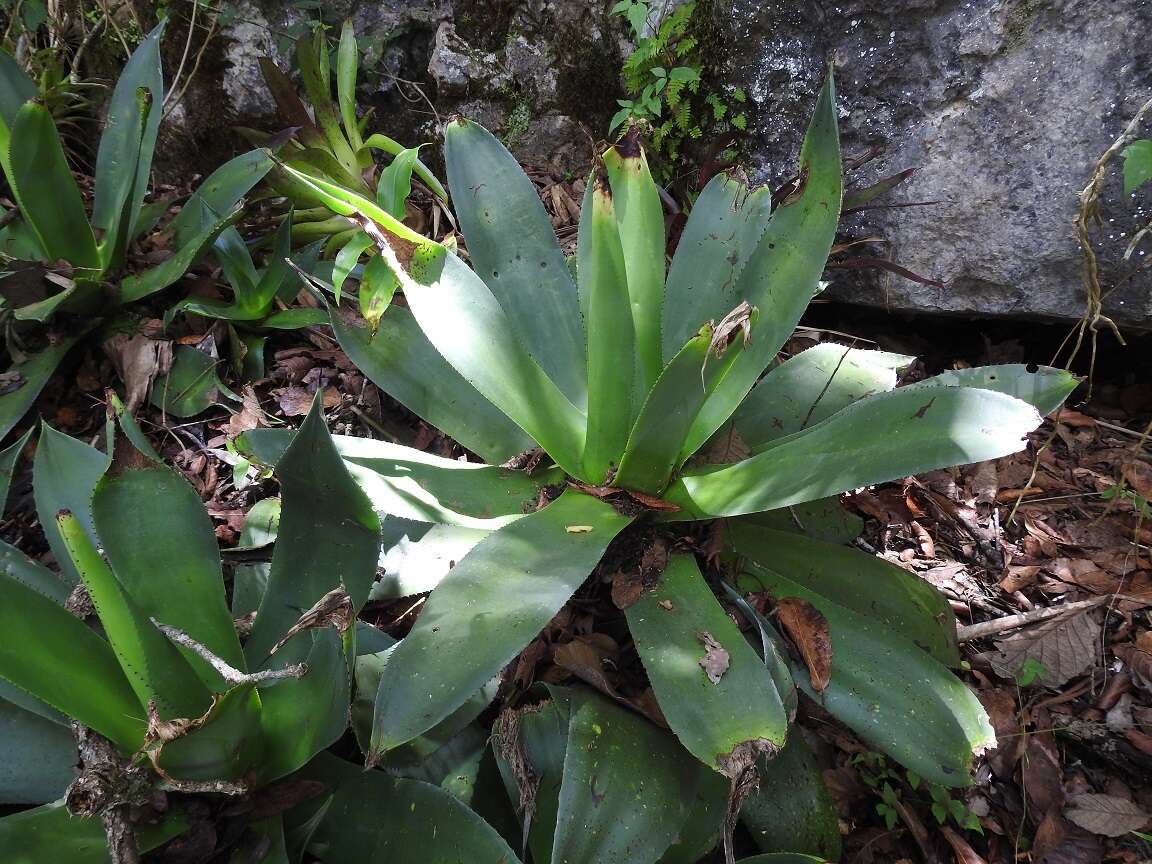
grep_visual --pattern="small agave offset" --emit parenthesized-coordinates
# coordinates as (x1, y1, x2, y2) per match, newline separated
(264, 76, 1077, 862)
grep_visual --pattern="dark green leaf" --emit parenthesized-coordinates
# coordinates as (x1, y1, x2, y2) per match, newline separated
(444, 119, 586, 407)
(122, 204, 244, 302)
(0, 427, 31, 511)
(0, 800, 187, 862)
(0, 339, 77, 443)
(149, 345, 225, 417)
(1122, 139, 1152, 196)
(0, 538, 71, 605)
(0, 699, 76, 805)
(170, 149, 274, 247)
(372, 490, 632, 753)
(625, 554, 788, 774)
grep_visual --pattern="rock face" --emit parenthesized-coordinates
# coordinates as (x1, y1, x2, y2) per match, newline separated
(720, 0, 1152, 324)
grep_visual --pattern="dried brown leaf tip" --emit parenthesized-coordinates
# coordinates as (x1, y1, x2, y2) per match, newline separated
(776, 596, 832, 692)
(267, 585, 353, 658)
(613, 124, 642, 159)
(702, 300, 755, 387)
(696, 630, 730, 684)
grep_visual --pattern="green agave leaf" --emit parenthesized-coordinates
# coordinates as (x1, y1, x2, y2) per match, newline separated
(493, 693, 570, 862)
(376, 524, 490, 600)
(0, 338, 78, 443)
(156, 683, 264, 782)
(91, 21, 165, 266)
(242, 429, 559, 529)
(662, 173, 774, 362)
(720, 584, 797, 722)
(603, 130, 667, 392)
(579, 173, 635, 484)
(104, 391, 160, 460)
(0, 699, 76, 805)
(56, 510, 211, 719)
(33, 421, 108, 587)
(0, 427, 31, 510)
(92, 436, 245, 684)
(247, 399, 380, 657)
(261, 309, 330, 329)
(728, 524, 960, 666)
(0, 50, 36, 130)
(332, 231, 374, 302)
(733, 344, 914, 451)
(231, 496, 280, 617)
(656, 769, 727, 864)
(740, 732, 841, 860)
(8, 102, 100, 270)
(170, 149, 274, 248)
(372, 489, 633, 753)
(615, 318, 747, 494)
(213, 226, 259, 300)
(331, 307, 533, 464)
(1122, 138, 1152, 196)
(552, 687, 702, 864)
(356, 252, 398, 330)
(296, 28, 359, 176)
(732, 563, 993, 786)
(624, 554, 788, 774)
(12, 282, 78, 322)
(444, 119, 587, 408)
(0, 539, 71, 605)
(362, 132, 448, 202)
(0, 572, 144, 749)
(736, 498, 863, 545)
(376, 144, 422, 220)
(122, 204, 244, 302)
(336, 20, 362, 151)
(0, 800, 187, 862)
(250, 209, 295, 314)
(906, 363, 1078, 417)
(681, 73, 843, 461)
(171, 296, 264, 323)
(665, 386, 1042, 519)
(149, 344, 225, 417)
(296, 753, 522, 863)
(233, 816, 290, 864)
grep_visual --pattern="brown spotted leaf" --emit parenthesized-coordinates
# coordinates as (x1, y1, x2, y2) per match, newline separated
(776, 596, 832, 692)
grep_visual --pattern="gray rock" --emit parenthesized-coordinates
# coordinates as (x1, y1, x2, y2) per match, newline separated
(721, 0, 1152, 324)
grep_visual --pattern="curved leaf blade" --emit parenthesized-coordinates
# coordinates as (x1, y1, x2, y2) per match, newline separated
(624, 554, 788, 774)
(445, 119, 586, 407)
(906, 363, 1078, 417)
(332, 307, 533, 464)
(372, 489, 633, 753)
(0, 698, 78, 805)
(665, 387, 1042, 519)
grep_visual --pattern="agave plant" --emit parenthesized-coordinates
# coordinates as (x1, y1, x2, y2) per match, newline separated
(239, 73, 1077, 861)
(0, 23, 273, 440)
(0, 400, 385, 856)
(241, 21, 446, 256)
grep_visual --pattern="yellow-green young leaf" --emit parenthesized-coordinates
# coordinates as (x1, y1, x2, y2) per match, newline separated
(614, 316, 749, 495)
(579, 173, 635, 483)
(296, 753, 522, 862)
(624, 555, 788, 775)
(0, 340, 78, 444)
(681, 72, 843, 461)
(376, 145, 423, 220)
(732, 561, 992, 787)
(336, 20, 362, 151)
(295, 28, 358, 176)
(444, 119, 587, 408)
(740, 732, 842, 860)
(0, 800, 187, 862)
(603, 128, 667, 393)
(8, 102, 100, 270)
(728, 524, 959, 667)
(553, 688, 703, 864)
(0, 573, 144, 750)
(664, 386, 1041, 520)
(332, 231, 374, 302)
(356, 253, 398, 330)
(90, 21, 165, 268)
(362, 132, 448, 201)
(662, 173, 774, 362)
(56, 511, 211, 719)
(733, 345, 914, 451)
(170, 149, 274, 248)
(92, 435, 245, 685)
(372, 490, 633, 753)
(330, 307, 533, 464)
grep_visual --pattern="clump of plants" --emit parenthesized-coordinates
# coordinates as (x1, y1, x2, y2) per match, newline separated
(259, 73, 1076, 861)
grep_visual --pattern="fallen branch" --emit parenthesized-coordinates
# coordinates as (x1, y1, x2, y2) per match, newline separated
(151, 619, 308, 685)
(956, 596, 1111, 642)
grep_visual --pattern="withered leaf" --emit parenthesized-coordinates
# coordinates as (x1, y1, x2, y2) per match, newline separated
(267, 585, 352, 657)
(696, 630, 730, 684)
(776, 596, 833, 692)
(989, 609, 1101, 686)
(1065, 793, 1150, 837)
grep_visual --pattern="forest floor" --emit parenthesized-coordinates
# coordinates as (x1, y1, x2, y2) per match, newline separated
(3, 165, 1152, 864)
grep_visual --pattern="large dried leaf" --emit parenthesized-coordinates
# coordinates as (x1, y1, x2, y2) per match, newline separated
(989, 610, 1102, 687)
(1064, 794, 1150, 837)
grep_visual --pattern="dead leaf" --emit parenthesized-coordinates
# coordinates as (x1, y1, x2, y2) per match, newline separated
(702, 300, 754, 384)
(989, 609, 1101, 686)
(1064, 793, 1150, 837)
(969, 460, 999, 506)
(702, 427, 750, 465)
(267, 586, 352, 657)
(1052, 407, 1096, 428)
(226, 385, 267, 436)
(776, 596, 833, 692)
(553, 635, 620, 700)
(610, 571, 643, 610)
(1032, 811, 1104, 864)
(696, 631, 730, 684)
(977, 688, 1023, 778)
(103, 331, 173, 412)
